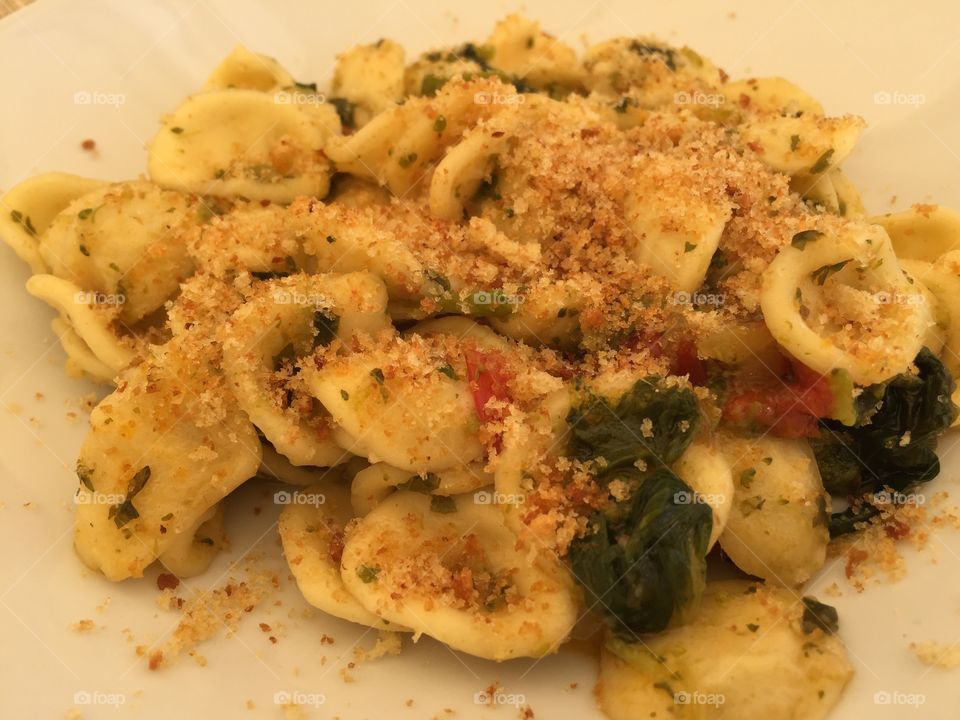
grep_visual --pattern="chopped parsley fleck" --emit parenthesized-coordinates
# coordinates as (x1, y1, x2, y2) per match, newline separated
(430, 495, 457, 513)
(791, 230, 822, 249)
(370, 368, 385, 384)
(108, 465, 151, 529)
(398, 152, 418, 168)
(790, 134, 801, 151)
(438, 364, 457, 379)
(811, 260, 850, 286)
(357, 565, 381, 583)
(340, 389, 349, 401)
(10, 210, 37, 236)
(433, 115, 447, 132)
(170, 126, 184, 134)
(809, 149, 835, 174)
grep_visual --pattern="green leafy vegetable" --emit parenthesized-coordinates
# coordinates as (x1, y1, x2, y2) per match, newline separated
(566, 378, 700, 471)
(108, 466, 151, 529)
(568, 469, 712, 636)
(313, 311, 340, 347)
(801, 597, 839, 634)
(813, 349, 958, 536)
(356, 565, 381, 583)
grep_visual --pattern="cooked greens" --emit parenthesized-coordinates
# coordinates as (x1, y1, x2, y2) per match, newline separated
(568, 469, 712, 636)
(812, 349, 957, 536)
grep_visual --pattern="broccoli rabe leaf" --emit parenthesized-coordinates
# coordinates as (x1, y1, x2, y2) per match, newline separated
(567, 378, 700, 472)
(568, 469, 712, 636)
(812, 349, 958, 536)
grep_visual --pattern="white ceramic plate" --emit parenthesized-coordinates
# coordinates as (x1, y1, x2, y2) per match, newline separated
(1, 1, 959, 718)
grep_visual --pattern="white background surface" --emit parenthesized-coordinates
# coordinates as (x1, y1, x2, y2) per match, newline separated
(1, 1, 959, 718)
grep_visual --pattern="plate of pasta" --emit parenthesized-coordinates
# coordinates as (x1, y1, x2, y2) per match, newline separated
(2, 1, 960, 718)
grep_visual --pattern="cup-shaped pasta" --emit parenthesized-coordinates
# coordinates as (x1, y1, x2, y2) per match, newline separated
(39, 181, 196, 323)
(484, 15, 584, 90)
(761, 223, 930, 385)
(157, 503, 226, 578)
(722, 76, 824, 116)
(331, 39, 406, 127)
(325, 76, 507, 196)
(203, 45, 294, 92)
(0, 172, 107, 273)
(582, 37, 724, 107)
(279, 482, 407, 629)
(791, 168, 865, 218)
(148, 89, 340, 203)
(340, 490, 577, 660)
(624, 152, 732, 293)
(351, 461, 492, 516)
(739, 112, 864, 177)
(598, 581, 852, 720)
(672, 438, 734, 550)
(872, 205, 960, 263)
(74, 354, 261, 581)
(222, 272, 393, 467)
(26, 274, 137, 381)
(429, 111, 521, 221)
(900, 259, 960, 422)
(717, 435, 830, 586)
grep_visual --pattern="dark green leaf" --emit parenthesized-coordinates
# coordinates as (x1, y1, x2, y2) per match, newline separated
(801, 597, 839, 634)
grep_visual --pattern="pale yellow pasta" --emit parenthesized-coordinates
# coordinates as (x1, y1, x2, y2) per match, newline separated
(872, 205, 960, 262)
(484, 14, 583, 90)
(157, 504, 226, 578)
(304, 344, 483, 473)
(26, 274, 137, 378)
(203, 45, 294, 92)
(331, 39, 405, 127)
(791, 168, 865, 218)
(717, 435, 830, 586)
(148, 89, 340, 203)
(0, 172, 108, 273)
(40, 181, 196, 323)
(739, 114, 864, 176)
(74, 350, 261, 581)
(598, 581, 852, 720)
(624, 153, 732, 293)
(278, 482, 407, 629)
(722, 76, 824, 116)
(221, 272, 391, 467)
(760, 223, 930, 385)
(50, 316, 116, 382)
(340, 490, 577, 660)
(325, 76, 507, 195)
(350, 461, 492, 516)
(672, 438, 734, 550)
